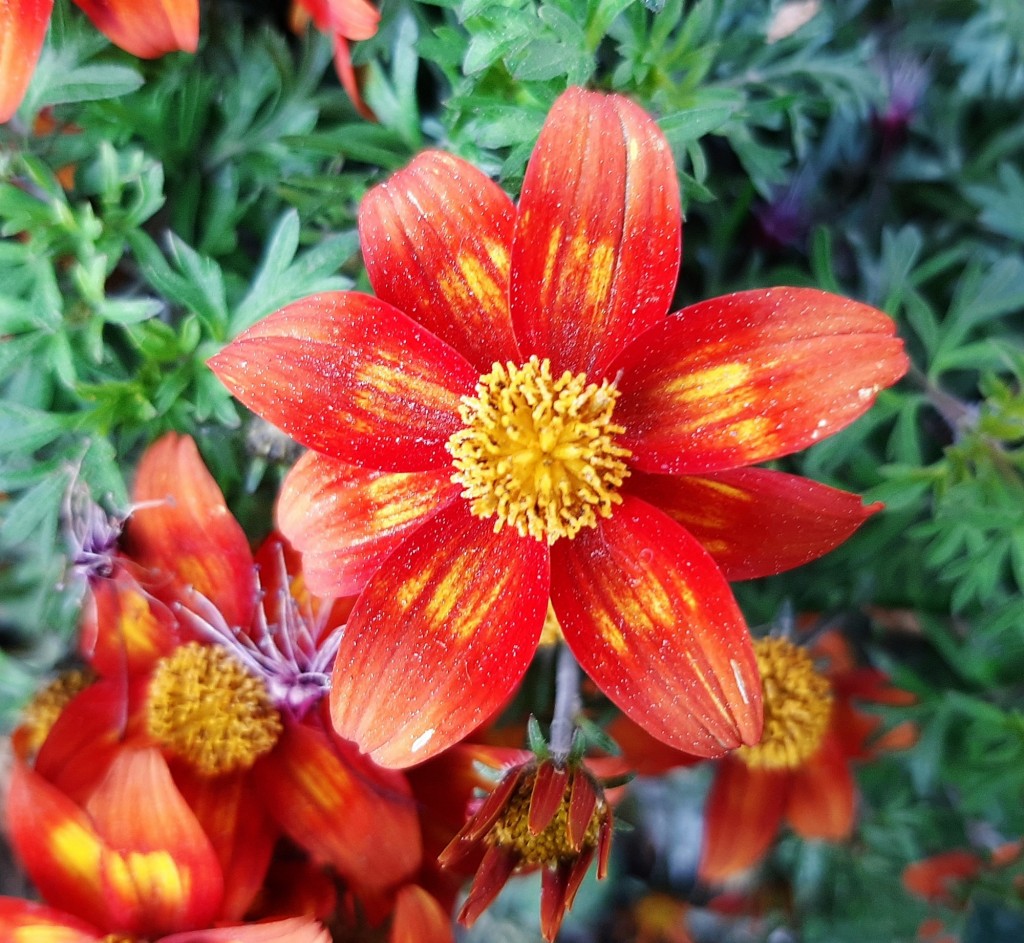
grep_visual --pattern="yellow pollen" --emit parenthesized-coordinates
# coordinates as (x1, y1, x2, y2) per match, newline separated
(736, 637, 832, 771)
(145, 642, 282, 777)
(19, 669, 94, 756)
(490, 771, 604, 866)
(101, 936, 137, 943)
(538, 602, 564, 647)
(447, 356, 631, 544)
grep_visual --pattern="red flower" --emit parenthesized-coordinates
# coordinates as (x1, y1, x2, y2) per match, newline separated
(1, 742, 329, 942)
(699, 633, 916, 882)
(24, 432, 423, 917)
(439, 756, 613, 941)
(290, 0, 379, 118)
(0, 0, 198, 123)
(210, 86, 908, 769)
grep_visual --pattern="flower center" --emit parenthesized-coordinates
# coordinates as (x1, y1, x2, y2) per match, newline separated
(19, 669, 94, 756)
(447, 356, 631, 544)
(490, 770, 604, 866)
(736, 637, 832, 770)
(145, 642, 282, 776)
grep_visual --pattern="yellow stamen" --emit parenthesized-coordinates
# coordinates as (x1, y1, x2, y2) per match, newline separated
(538, 602, 564, 647)
(491, 771, 603, 866)
(447, 356, 631, 544)
(145, 642, 282, 776)
(19, 669, 93, 756)
(737, 637, 832, 770)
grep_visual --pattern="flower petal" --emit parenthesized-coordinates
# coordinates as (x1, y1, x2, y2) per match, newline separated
(613, 288, 909, 474)
(0, 899, 101, 942)
(73, 0, 198, 57)
(391, 884, 455, 943)
(551, 495, 761, 756)
(627, 467, 881, 580)
(84, 746, 224, 934)
(329, 503, 549, 768)
(0, 0, 52, 124)
(80, 569, 180, 677)
(171, 765, 277, 921)
(784, 733, 856, 840)
(698, 757, 788, 882)
(277, 450, 459, 598)
(251, 722, 422, 894)
(209, 292, 478, 472)
(160, 917, 332, 943)
(511, 87, 681, 377)
(127, 432, 256, 631)
(360, 151, 519, 373)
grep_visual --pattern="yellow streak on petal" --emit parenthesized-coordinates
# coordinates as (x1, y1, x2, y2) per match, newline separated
(486, 240, 510, 272)
(727, 416, 779, 456)
(584, 240, 616, 312)
(49, 819, 101, 884)
(119, 587, 164, 659)
(352, 361, 461, 424)
(458, 253, 506, 316)
(365, 475, 442, 534)
(542, 225, 563, 297)
(176, 556, 208, 591)
(691, 478, 750, 502)
(14, 928, 94, 943)
(664, 362, 752, 403)
(421, 559, 513, 643)
(104, 848, 185, 912)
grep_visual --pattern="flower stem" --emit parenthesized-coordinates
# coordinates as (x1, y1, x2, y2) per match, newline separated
(550, 642, 581, 760)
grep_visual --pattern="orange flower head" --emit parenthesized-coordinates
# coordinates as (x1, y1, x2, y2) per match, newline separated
(210, 86, 908, 770)
(448, 355, 632, 543)
(145, 641, 284, 776)
(441, 757, 613, 941)
(736, 637, 833, 771)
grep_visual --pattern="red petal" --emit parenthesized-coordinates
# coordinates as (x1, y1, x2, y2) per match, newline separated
(627, 467, 881, 580)
(391, 885, 455, 943)
(0, 898, 101, 942)
(511, 88, 680, 377)
(84, 746, 223, 934)
(698, 757, 788, 883)
(127, 432, 255, 630)
(324, 0, 379, 39)
(251, 722, 422, 894)
(551, 496, 761, 756)
(209, 292, 477, 472)
(329, 504, 549, 768)
(277, 451, 459, 598)
(566, 771, 598, 851)
(529, 762, 569, 835)
(903, 851, 983, 902)
(160, 917, 331, 943)
(458, 845, 517, 927)
(0, 0, 52, 124)
(80, 569, 180, 677)
(360, 151, 519, 373)
(171, 765, 277, 921)
(540, 860, 581, 941)
(33, 679, 128, 803)
(613, 288, 909, 474)
(785, 733, 856, 840)
(73, 0, 198, 56)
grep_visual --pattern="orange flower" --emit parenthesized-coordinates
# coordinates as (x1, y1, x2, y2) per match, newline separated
(210, 87, 907, 771)
(22, 432, 423, 917)
(0, 0, 198, 123)
(439, 755, 613, 941)
(698, 633, 916, 882)
(1, 742, 329, 942)
(290, 0, 380, 118)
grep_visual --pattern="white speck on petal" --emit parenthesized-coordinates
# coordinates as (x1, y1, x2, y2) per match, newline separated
(731, 659, 750, 705)
(411, 728, 435, 753)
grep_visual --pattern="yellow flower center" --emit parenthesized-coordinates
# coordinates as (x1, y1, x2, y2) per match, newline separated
(447, 356, 631, 544)
(538, 601, 564, 647)
(19, 669, 94, 756)
(490, 770, 604, 866)
(736, 637, 832, 770)
(145, 642, 282, 776)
